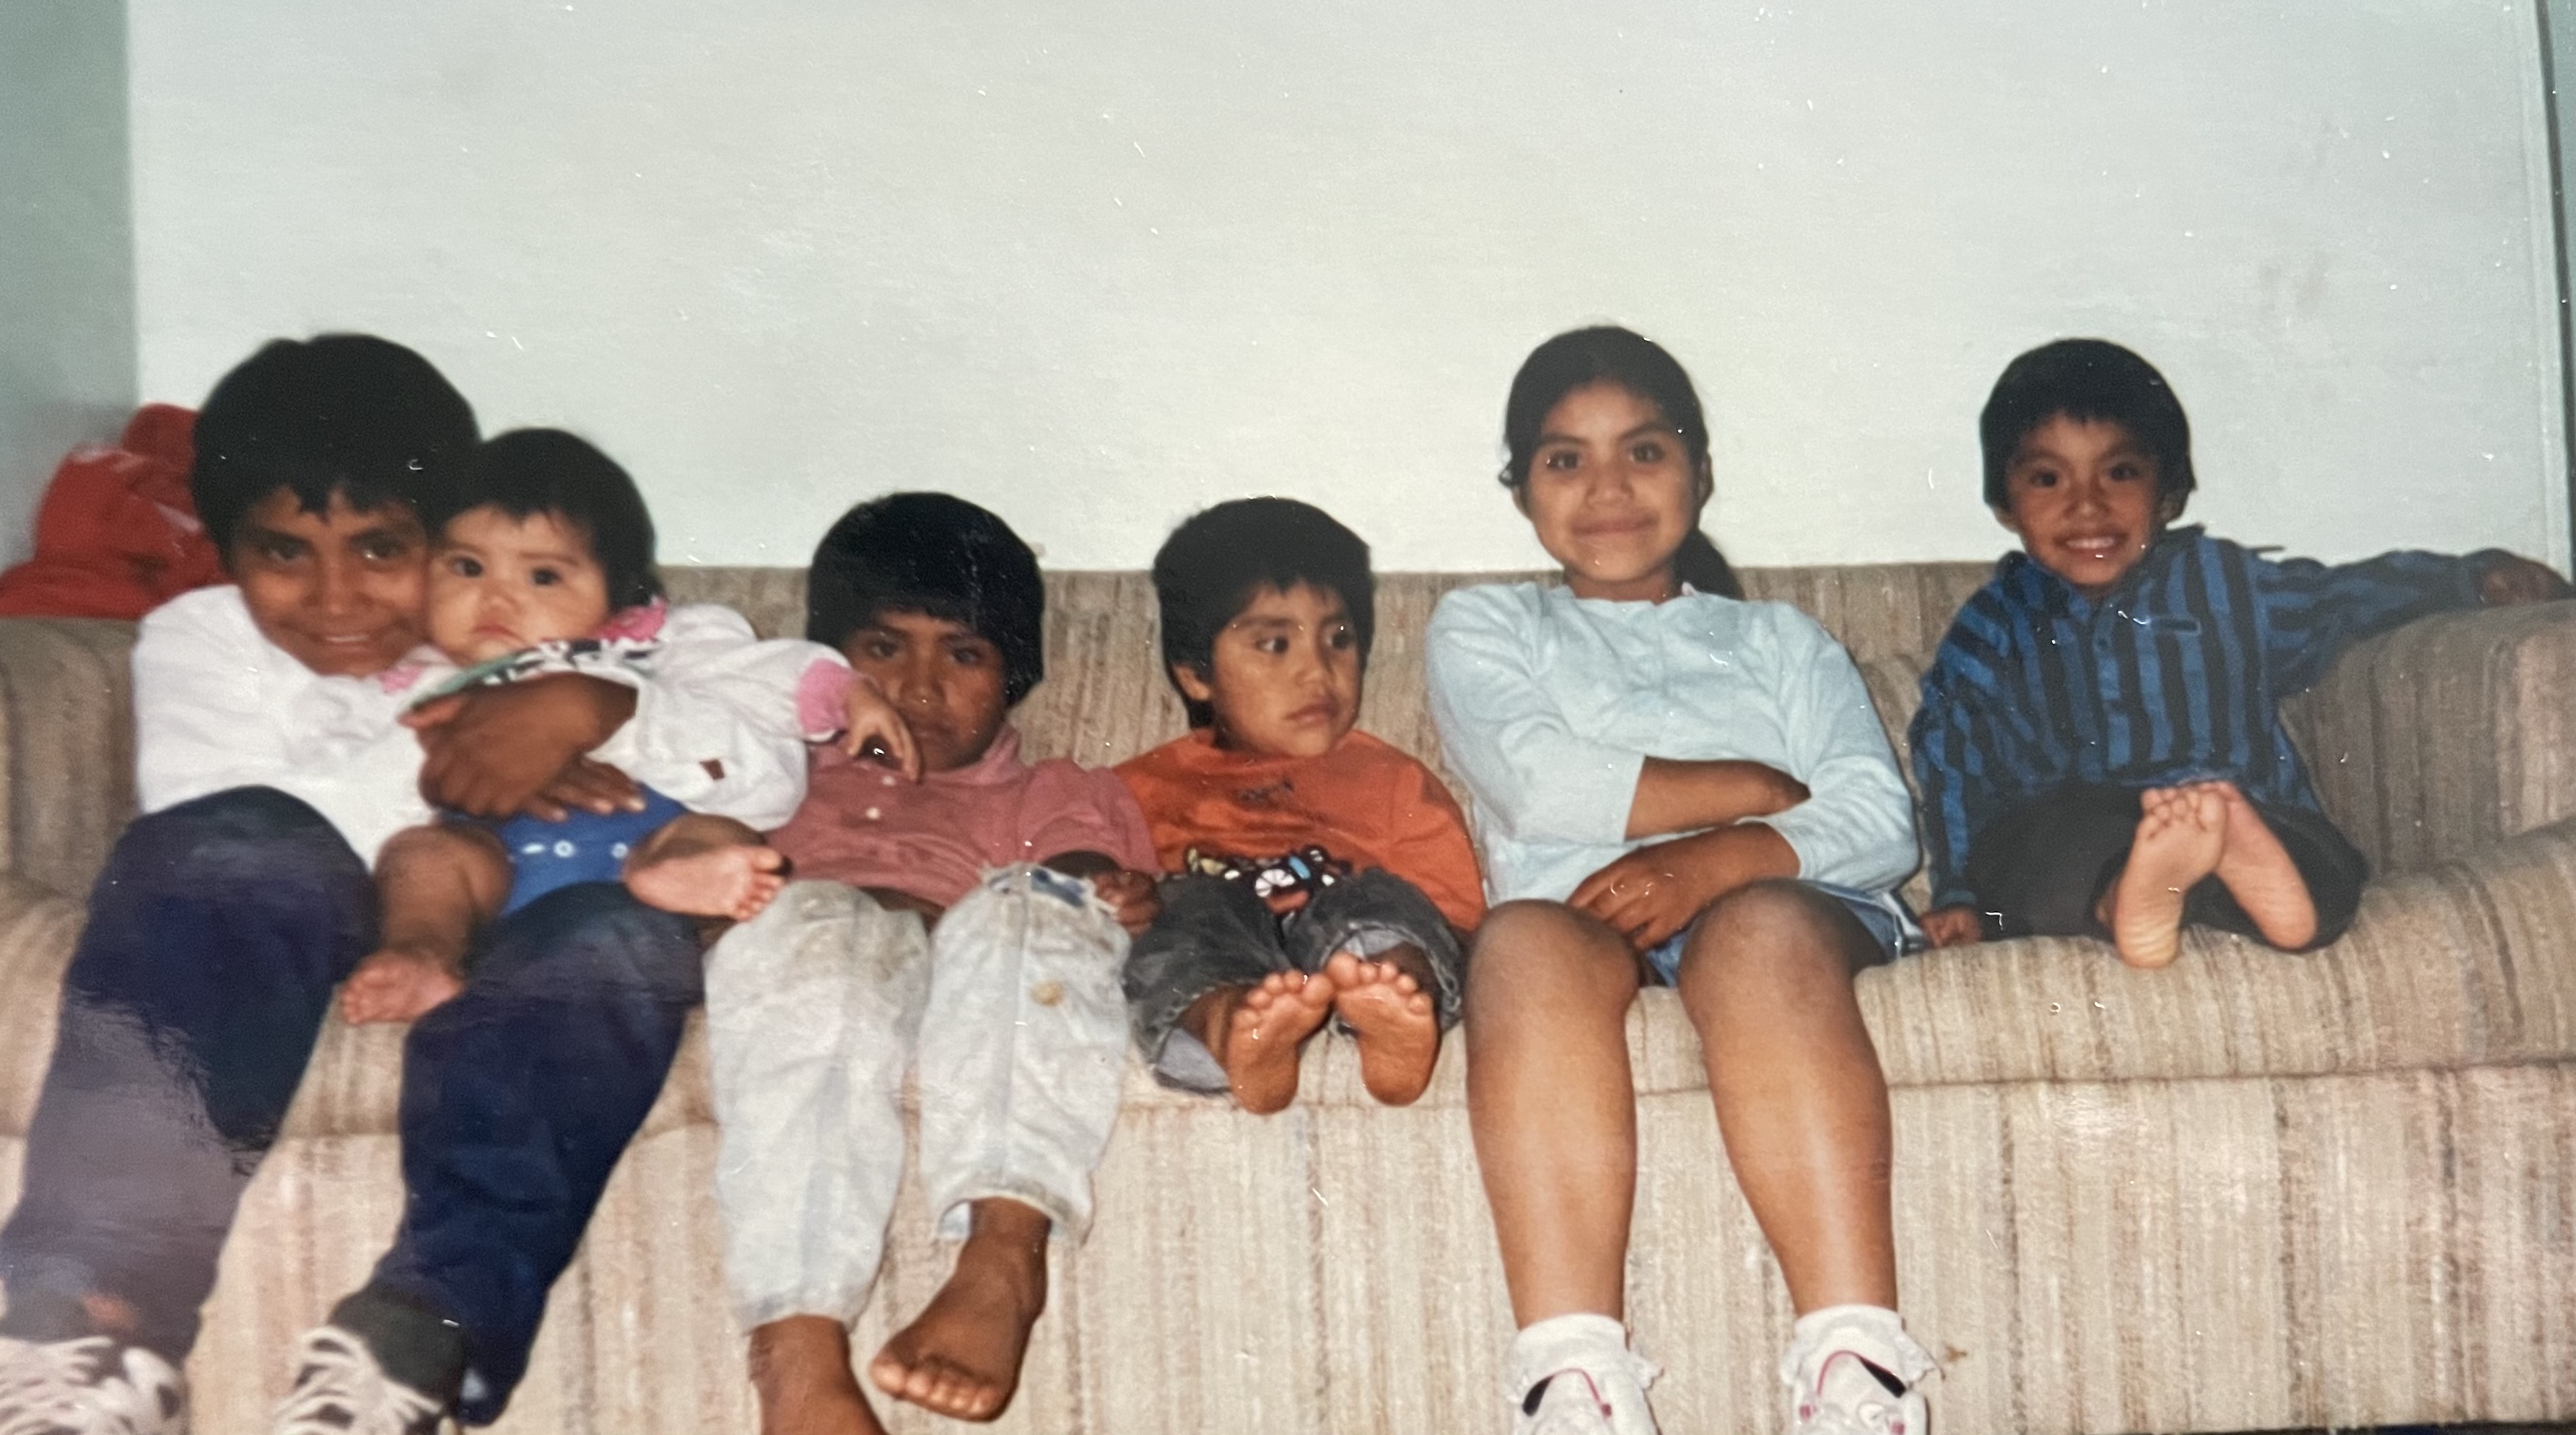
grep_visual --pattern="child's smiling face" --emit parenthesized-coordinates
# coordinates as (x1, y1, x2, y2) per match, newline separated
(1174, 582, 1361, 759)
(1995, 414, 2169, 598)
(841, 609, 1012, 773)
(429, 505, 614, 664)
(230, 489, 429, 676)
(1517, 380, 1709, 602)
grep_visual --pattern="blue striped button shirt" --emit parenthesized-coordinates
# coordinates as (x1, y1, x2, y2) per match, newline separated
(1907, 526, 2496, 911)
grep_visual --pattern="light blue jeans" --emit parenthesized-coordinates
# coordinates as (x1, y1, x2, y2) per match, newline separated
(703, 865, 1129, 1330)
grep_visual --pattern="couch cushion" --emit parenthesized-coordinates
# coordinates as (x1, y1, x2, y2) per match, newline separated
(12, 824, 2559, 1145)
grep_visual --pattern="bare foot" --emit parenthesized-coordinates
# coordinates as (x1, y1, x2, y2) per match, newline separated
(1201, 971, 1337, 1115)
(339, 948, 464, 1024)
(2208, 781, 2319, 949)
(628, 842, 788, 920)
(749, 1315, 888, 1435)
(1322, 948, 1440, 1106)
(2104, 784, 2226, 969)
(870, 1200, 1049, 1422)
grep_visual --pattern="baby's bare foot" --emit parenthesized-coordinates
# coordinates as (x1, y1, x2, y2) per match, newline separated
(340, 948, 463, 1025)
(2107, 784, 2227, 969)
(1216, 971, 1336, 1115)
(750, 1315, 888, 1435)
(1322, 948, 1440, 1107)
(2208, 781, 2319, 949)
(629, 843, 787, 920)
(870, 1202, 1049, 1422)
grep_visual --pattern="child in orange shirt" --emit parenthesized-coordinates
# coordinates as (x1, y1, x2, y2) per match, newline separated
(1120, 499, 1483, 1114)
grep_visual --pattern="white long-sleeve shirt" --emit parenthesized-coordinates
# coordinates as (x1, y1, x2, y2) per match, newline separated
(134, 586, 829, 862)
(1424, 581, 1919, 907)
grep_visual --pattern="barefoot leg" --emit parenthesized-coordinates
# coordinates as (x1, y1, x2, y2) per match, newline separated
(748, 1315, 889, 1435)
(1323, 945, 1441, 1107)
(1180, 972, 1337, 1115)
(2208, 782, 2320, 949)
(869, 1198, 1050, 1422)
(625, 814, 787, 920)
(2103, 784, 2226, 969)
(346, 824, 507, 1023)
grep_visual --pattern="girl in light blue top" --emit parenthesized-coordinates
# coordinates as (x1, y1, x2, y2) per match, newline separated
(1425, 327, 1934, 1435)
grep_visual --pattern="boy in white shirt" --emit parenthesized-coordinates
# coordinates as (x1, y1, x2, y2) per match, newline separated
(0, 334, 802, 1434)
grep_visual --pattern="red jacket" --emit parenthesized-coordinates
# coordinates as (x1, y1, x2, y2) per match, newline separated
(0, 405, 224, 619)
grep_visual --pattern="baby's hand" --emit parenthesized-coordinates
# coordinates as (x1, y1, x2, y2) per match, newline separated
(1919, 904, 1985, 948)
(843, 678, 922, 780)
(2479, 554, 2574, 606)
(1090, 868, 1162, 936)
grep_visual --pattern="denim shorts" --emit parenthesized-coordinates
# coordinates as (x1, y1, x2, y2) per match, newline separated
(1640, 880, 1918, 985)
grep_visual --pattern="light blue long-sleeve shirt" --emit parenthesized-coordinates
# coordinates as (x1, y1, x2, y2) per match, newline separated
(1425, 581, 1920, 907)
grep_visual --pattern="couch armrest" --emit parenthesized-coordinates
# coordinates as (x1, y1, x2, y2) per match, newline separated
(2282, 600, 2574, 874)
(0, 619, 139, 899)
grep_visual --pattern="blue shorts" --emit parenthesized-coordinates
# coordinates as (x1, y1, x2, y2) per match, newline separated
(1640, 880, 1918, 985)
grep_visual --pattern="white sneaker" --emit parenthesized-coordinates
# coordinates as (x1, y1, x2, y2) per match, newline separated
(270, 1327, 446, 1435)
(1506, 1314, 1661, 1435)
(1779, 1305, 1936, 1435)
(0, 1334, 188, 1435)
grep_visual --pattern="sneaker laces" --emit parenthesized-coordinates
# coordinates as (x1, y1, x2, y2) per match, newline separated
(0, 1335, 187, 1435)
(271, 1327, 445, 1435)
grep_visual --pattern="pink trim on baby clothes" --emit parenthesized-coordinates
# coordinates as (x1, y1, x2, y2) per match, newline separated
(795, 659, 859, 740)
(595, 598, 669, 643)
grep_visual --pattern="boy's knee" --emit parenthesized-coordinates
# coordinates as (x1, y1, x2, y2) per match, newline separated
(497, 882, 699, 998)
(113, 788, 368, 900)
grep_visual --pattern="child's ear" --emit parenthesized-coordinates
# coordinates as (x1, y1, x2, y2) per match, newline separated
(1171, 662, 1215, 705)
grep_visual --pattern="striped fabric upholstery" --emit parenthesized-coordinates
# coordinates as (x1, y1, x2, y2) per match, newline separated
(0, 576, 2565, 1435)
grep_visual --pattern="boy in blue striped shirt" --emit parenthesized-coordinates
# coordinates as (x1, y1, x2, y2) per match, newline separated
(1910, 339, 2567, 967)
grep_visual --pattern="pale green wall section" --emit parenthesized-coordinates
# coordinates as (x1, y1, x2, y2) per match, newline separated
(0, 1, 137, 568)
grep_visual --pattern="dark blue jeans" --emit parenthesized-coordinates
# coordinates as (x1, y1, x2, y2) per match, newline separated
(0, 788, 699, 1423)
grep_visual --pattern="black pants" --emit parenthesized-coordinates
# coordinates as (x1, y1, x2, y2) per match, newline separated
(1962, 783, 2367, 950)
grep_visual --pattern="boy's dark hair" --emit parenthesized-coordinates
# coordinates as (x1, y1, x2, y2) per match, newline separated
(1980, 338, 2196, 517)
(1499, 325, 1742, 600)
(431, 429, 663, 611)
(806, 493, 1047, 706)
(1151, 497, 1376, 730)
(191, 333, 479, 559)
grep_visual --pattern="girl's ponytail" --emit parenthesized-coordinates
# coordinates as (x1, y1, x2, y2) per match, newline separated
(1676, 528, 1742, 599)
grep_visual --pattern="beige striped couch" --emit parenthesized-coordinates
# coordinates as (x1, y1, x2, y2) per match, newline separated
(0, 566, 2568, 1435)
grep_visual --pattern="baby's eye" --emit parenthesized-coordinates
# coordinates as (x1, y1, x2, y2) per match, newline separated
(447, 554, 484, 577)
(530, 567, 562, 587)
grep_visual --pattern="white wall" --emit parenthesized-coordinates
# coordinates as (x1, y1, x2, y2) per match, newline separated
(131, 1, 2571, 574)
(1, 1, 136, 569)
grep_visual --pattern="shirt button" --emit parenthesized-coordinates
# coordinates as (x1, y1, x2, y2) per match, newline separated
(881, 774, 897, 787)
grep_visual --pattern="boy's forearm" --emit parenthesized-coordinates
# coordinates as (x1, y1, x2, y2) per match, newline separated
(1625, 756, 1809, 839)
